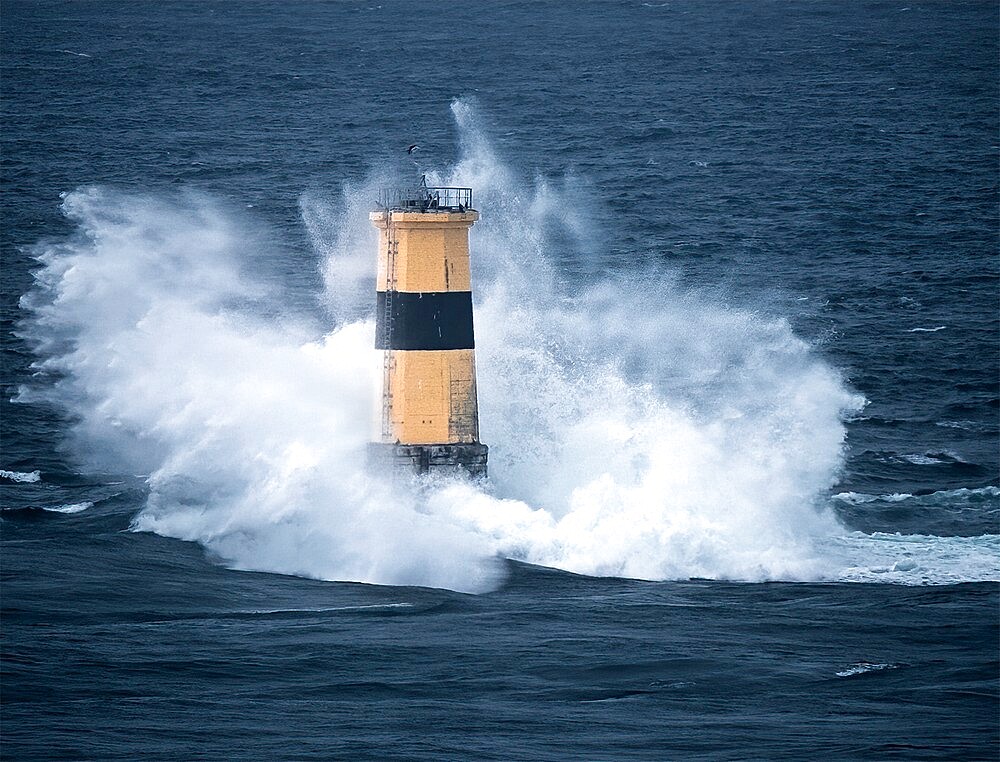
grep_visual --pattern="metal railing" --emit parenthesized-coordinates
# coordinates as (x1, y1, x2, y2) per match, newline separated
(377, 186, 473, 212)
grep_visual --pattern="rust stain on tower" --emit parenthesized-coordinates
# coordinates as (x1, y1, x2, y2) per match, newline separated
(369, 181, 488, 477)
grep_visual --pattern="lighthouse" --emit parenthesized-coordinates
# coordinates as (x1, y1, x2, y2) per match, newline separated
(369, 180, 488, 477)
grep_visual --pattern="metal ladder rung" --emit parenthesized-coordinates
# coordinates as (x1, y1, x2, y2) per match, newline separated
(381, 217, 397, 441)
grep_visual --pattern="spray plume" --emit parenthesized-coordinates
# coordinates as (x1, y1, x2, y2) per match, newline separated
(19, 100, 997, 592)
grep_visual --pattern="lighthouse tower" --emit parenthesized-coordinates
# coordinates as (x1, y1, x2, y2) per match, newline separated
(369, 181, 488, 477)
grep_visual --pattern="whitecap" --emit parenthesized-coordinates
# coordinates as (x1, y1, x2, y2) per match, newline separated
(1, 501, 93, 514)
(0, 469, 41, 483)
(901, 454, 942, 465)
(833, 486, 998, 505)
(907, 326, 946, 333)
(832, 491, 910, 504)
(241, 603, 413, 615)
(45, 502, 94, 514)
(836, 662, 899, 678)
(935, 420, 994, 433)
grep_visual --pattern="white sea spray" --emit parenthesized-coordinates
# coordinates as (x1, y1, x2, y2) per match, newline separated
(19, 99, 996, 592)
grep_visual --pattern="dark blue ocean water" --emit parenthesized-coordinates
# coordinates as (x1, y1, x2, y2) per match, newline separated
(2, 1, 998, 759)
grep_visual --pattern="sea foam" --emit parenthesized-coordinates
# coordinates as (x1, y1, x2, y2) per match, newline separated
(19, 99, 996, 592)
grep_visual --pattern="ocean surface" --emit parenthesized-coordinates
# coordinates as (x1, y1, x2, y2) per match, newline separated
(2, 1, 998, 759)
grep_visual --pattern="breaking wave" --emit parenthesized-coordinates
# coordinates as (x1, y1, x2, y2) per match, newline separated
(18, 99, 997, 592)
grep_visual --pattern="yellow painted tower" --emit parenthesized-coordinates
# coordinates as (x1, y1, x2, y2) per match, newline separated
(369, 182, 488, 477)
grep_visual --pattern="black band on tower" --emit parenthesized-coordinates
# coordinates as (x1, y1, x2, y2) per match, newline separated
(376, 291, 475, 351)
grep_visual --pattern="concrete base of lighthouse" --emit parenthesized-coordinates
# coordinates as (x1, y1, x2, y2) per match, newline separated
(368, 442, 488, 479)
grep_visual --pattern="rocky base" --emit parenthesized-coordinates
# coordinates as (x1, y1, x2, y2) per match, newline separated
(367, 442, 489, 479)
